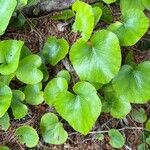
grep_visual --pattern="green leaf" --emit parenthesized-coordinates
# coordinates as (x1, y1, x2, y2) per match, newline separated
(108, 129, 125, 148)
(57, 70, 71, 83)
(0, 40, 24, 75)
(20, 45, 31, 60)
(24, 82, 44, 105)
(0, 74, 15, 86)
(50, 9, 75, 21)
(146, 119, 150, 131)
(17, 0, 28, 8)
(72, 1, 94, 41)
(125, 51, 134, 65)
(92, 7, 102, 26)
(42, 36, 69, 66)
(16, 125, 39, 148)
(0, 0, 17, 35)
(142, 0, 150, 11)
(120, 0, 145, 12)
(131, 108, 147, 123)
(146, 136, 150, 145)
(138, 143, 148, 150)
(103, 0, 116, 4)
(102, 84, 131, 119)
(44, 77, 68, 106)
(112, 61, 150, 104)
(16, 54, 43, 84)
(0, 146, 10, 150)
(108, 9, 149, 46)
(70, 30, 121, 84)
(96, 133, 104, 141)
(0, 112, 10, 131)
(55, 81, 101, 135)
(40, 113, 68, 144)
(0, 82, 12, 118)
(11, 90, 28, 119)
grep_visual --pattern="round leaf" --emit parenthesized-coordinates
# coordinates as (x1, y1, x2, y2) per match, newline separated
(0, 0, 17, 35)
(55, 81, 101, 135)
(131, 108, 147, 123)
(112, 61, 150, 104)
(42, 36, 69, 66)
(15, 125, 39, 148)
(0, 40, 24, 75)
(24, 83, 44, 105)
(72, 1, 94, 41)
(108, 129, 125, 148)
(70, 30, 121, 84)
(16, 54, 43, 84)
(0, 82, 12, 118)
(11, 90, 28, 119)
(57, 70, 71, 83)
(103, 0, 116, 4)
(0, 112, 10, 131)
(44, 77, 68, 106)
(108, 9, 149, 46)
(40, 113, 68, 144)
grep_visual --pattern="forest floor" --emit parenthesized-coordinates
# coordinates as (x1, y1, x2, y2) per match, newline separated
(0, 3, 150, 150)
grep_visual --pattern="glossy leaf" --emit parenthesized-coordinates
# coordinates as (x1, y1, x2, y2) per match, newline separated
(72, 1, 94, 41)
(0, 40, 24, 75)
(42, 36, 69, 66)
(11, 90, 28, 119)
(16, 55, 43, 84)
(120, 0, 144, 12)
(112, 61, 150, 104)
(0, 0, 17, 35)
(40, 113, 68, 144)
(0, 74, 15, 86)
(108, 9, 149, 46)
(24, 83, 44, 105)
(0, 112, 10, 131)
(57, 70, 71, 83)
(55, 81, 101, 135)
(70, 30, 121, 84)
(0, 82, 12, 118)
(16, 125, 39, 148)
(131, 108, 147, 123)
(44, 77, 68, 106)
(108, 129, 125, 148)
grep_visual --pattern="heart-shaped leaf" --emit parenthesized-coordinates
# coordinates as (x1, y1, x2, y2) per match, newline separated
(24, 82, 44, 105)
(0, 0, 17, 35)
(16, 54, 43, 84)
(0, 112, 10, 131)
(102, 84, 131, 119)
(40, 113, 68, 144)
(11, 90, 28, 119)
(108, 129, 125, 148)
(70, 30, 121, 84)
(103, 0, 116, 4)
(0, 40, 24, 75)
(120, 0, 145, 12)
(54, 81, 101, 135)
(16, 125, 39, 148)
(108, 9, 149, 46)
(42, 36, 69, 66)
(112, 61, 150, 104)
(142, 0, 150, 10)
(44, 77, 68, 106)
(0, 82, 12, 118)
(72, 1, 94, 41)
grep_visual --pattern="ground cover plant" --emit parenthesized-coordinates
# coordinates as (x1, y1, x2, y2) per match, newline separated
(0, 0, 150, 149)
